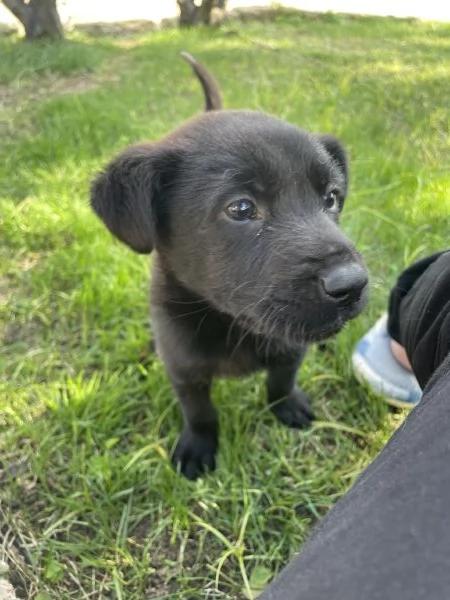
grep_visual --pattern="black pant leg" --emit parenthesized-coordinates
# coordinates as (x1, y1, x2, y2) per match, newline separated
(261, 251, 450, 600)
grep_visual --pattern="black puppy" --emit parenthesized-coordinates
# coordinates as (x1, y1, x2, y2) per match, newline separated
(91, 53, 368, 480)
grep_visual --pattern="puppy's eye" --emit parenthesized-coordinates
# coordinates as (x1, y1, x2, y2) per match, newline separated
(323, 190, 340, 212)
(226, 198, 257, 221)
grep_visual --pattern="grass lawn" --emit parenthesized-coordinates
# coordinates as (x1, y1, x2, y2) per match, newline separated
(1, 8, 449, 599)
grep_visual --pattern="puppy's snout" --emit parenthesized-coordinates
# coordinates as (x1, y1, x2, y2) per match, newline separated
(321, 263, 368, 304)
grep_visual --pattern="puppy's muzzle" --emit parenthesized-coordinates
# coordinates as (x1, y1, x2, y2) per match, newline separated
(320, 262, 368, 306)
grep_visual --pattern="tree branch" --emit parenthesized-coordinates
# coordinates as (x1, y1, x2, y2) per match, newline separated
(2, 0, 30, 26)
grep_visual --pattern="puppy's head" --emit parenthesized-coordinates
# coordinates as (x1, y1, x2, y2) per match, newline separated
(91, 55, 368, 347)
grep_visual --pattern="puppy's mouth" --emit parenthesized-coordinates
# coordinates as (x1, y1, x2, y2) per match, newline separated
(240, 285, 368, 347)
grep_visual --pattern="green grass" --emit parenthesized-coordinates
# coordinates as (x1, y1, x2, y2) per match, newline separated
(1, 9, 449, 599)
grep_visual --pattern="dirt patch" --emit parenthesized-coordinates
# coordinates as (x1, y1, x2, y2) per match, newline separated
(73, 19, 158, 37)
(0, 72, 106, 111)
(1, 318, 41, 349)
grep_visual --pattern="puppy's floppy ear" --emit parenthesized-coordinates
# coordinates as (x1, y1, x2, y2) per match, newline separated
(91, 143, 179, 254)
(318, 134, 349, 192)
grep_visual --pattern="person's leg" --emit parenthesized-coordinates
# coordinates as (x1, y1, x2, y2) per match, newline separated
(261, 251, 450, 600)
(390, 338, 412, 370)
(352, 251, 447, 408)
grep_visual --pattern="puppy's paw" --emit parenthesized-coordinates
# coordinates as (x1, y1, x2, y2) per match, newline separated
(172, 427, 218, 480)
(270, 389, 315, 429)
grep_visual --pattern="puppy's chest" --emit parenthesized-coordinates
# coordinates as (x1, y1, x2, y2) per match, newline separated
(216, 349, 262, 378)
(187, 311, 280, 376)
(160, 293, 290, 376)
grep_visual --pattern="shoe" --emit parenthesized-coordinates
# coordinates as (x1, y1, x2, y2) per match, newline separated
(352, 314, 422, 409)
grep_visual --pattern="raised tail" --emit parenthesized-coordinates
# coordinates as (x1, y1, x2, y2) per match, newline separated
(180, 51, 223, 111)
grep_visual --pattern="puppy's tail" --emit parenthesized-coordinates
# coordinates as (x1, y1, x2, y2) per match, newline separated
(180, 51, 222, 112)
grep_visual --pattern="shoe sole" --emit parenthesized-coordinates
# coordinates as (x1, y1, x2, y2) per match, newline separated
(352, 355, 420, 410)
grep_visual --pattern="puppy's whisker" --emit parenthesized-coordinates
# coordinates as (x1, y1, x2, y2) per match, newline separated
(239, 301, 278, 357)
(224, 292, 268, 347)
(168, 298, 210, 305)
(226, 305, 260, 350)
(264, 304, 294, 357)
(229, 296, 271, 357)
(263, 309, 281, 358)
(195, 306, 214, 336)
(171, 306, 212, 320)
(227, 280, 275, 302)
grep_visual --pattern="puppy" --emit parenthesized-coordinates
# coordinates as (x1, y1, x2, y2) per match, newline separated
(91, 53, 368, 480)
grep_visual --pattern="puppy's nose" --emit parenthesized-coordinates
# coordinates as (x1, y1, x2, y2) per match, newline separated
(321, 263, 368, 303)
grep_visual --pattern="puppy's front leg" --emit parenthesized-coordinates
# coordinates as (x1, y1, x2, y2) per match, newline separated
(267, 352, 315, 428)
(171, 375, 218, 480)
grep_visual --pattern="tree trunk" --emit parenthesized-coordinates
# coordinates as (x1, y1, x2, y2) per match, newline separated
(2, 0, 64, 40)
(177, 0, 225, 27)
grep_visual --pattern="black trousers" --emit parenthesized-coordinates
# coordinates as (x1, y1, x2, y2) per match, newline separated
(261, 251, 450, 600)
